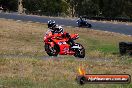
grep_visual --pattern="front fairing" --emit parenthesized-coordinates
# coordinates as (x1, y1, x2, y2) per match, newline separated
(76, 19, 81, 23)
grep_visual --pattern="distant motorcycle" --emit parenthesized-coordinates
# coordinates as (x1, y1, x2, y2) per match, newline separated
(43, 30, 85, 58)
(76, 18, 92, 28)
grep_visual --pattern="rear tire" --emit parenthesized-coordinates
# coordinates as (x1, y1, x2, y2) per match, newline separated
(45, 44, 59, 56)
(74, 43, 85, 58)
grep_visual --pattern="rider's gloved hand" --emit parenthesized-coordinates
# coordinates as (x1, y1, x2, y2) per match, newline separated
(62, 32, 71, 38)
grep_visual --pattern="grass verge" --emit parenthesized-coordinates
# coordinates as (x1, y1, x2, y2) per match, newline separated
(0, 57, 132, 88)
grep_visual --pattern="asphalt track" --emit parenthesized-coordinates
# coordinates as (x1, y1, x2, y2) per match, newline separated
(0, 13, 132, 35)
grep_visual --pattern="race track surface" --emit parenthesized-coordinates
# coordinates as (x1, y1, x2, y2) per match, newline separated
(0, 13, 132, 35)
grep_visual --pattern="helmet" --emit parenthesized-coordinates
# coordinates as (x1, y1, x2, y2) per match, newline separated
(56, 25, 64, 33)
(48, 20, 56, 29)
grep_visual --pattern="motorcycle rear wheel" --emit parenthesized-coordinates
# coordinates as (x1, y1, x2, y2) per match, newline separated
(45, 44, 59, 56)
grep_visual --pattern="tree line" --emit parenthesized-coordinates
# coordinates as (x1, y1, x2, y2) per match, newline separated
(0, 0, 132, 18)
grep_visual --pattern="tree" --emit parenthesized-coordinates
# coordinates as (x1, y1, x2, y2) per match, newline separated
(0, 0, 132, 18)
(23, 0, 69, 16)
(0, 0, 17, 12)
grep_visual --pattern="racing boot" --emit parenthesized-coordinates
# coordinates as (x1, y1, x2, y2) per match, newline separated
(69, 39, 80, 49)
(71, 43, 80, 49)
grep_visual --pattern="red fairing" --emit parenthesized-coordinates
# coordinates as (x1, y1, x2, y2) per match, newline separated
(70, 34, 79, 40)
(44, 30, 85, 58)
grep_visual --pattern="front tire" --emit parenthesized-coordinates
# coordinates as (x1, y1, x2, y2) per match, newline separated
(45, 44, 59, 56)
(74, 43, 85, 58)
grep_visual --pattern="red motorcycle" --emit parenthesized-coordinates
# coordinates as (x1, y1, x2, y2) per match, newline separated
(43, 30, 85, 58)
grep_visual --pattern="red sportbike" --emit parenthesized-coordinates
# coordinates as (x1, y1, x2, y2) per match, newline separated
(43, 30, 85, 58)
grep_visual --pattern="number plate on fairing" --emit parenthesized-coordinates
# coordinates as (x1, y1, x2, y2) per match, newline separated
(58, 41, 67, 45)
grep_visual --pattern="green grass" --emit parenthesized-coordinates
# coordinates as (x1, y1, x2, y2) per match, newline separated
(0, 58, 132, 88)
(0, 18, 132, 88)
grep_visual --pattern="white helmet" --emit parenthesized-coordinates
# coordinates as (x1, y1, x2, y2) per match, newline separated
(56, 25, 64, 33)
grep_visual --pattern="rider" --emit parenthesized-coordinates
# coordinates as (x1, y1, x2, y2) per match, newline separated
(47, 20, 77, 48)
(79, 16, 86, 24)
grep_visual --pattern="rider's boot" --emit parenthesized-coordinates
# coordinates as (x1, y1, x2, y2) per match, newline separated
(69, 39, 80, 49)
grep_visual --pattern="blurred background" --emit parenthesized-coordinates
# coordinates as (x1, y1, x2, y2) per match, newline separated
(0, 0, 132, 19)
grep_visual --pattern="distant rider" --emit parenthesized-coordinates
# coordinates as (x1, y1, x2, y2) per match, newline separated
(78, 16, 86, 25)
